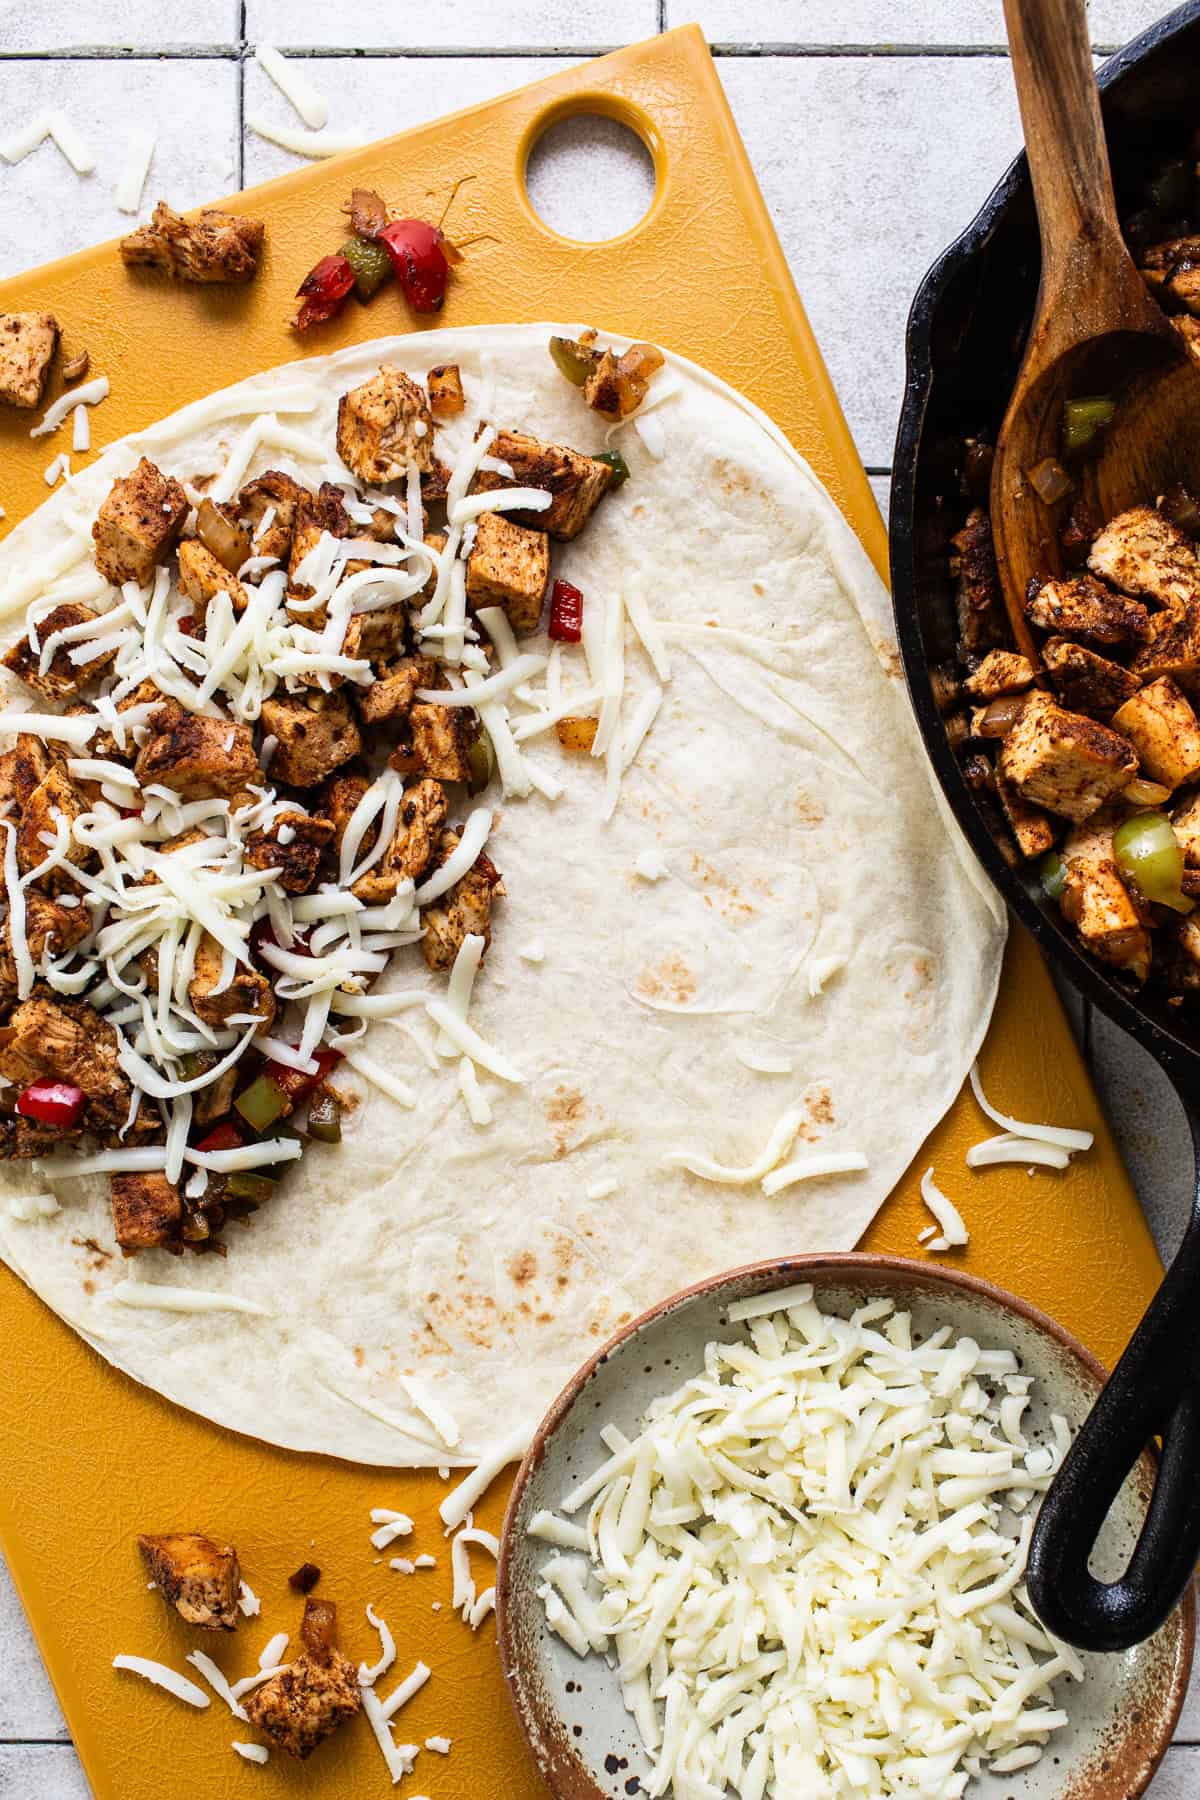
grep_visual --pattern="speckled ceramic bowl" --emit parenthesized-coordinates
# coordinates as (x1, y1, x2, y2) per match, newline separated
(496, 1254, 1195, 1800)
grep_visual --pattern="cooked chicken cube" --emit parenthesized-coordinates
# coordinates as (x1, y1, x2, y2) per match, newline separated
(1025, 574, 1150, 648)
(111, 1172, 182, 1255)
(177, 538, 249, 618)
(998, 690, 1137, 822)
(1129, 598, 1200, 691)
(472, 428, 614, 540)
(995, 774, 1056, 858)
(287, 483, 365, 624)
(427, 362, 465, 417)
(962, 649, 1036, 700)
(0, 312, 58, 409)
(93, 457, 188, 587)
(320, 766, 369, 857)
(120, 201, 264, 283)
(1088, 505, 1200, 610)
(3, 603, 117, 701)
(1111, 676, 1200, 788)
(421, 829, 504, 971)
(137, 1532, 241, 1629)
(1042, 637, 1141, 715)
(949, 507, 1007, 659)
(242, 1597, 361, 1759)
(336, 365, 435, 485)
(353, 776, 447, 902)
(0, 997, 131, 1130)
(188, 933, 275, 1030)
(238, 469, 310, 569)
(1060, 817, 1150, 980)
(89, 680, 182, 764)
(1172, 791, 1200, 865)
(465, 511, 550, 633)
(342, 602, 409, 664)
(16, 766, 92, 887)
(1139, 235, 1200, 314)
(244, 810, 334, 894)
(134, 709, 260, 800)
(408, 700, 479, 783)
(357, 655, 435, 728)
(260, 692, 361, 788)
(0, 891, 90, 995)
(0, 734, 50, 814)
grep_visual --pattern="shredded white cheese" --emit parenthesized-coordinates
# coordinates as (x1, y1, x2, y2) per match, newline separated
(238, 1581, 261, 1618)
(969, 1063, 1093, 1153)
(47, 109, 96, 174)
(109, 1280, 273, 1316)
(232, 1742, 269, 1765)
(633, 848, 670, 882)
(358, 1602, 397, 1686)
(967, 1135, 1072, 1172)
(31, 375, 109, 440)
(439, 1427, 529, 1531)
(920, 1166, 970, 1252)
(253, 44, 329, 129)
(112, 1655, 210, 1708)
(244, 113, 362, 158)
(114, 126, 156, 212)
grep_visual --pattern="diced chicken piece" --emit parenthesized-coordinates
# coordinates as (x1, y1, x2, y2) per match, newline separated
(465, 511, 550, 633)
(995, 774, 1056, 859)
(3, 603, 117, 701)
(1025, 574, 1150, 649)
(111, 1172, 182, 1255)
(177, 539, 249, 618)
(357, 655, 435, 728)
(119, 201, 264, 283)
(0, 891, 90, 997)
(320, 766, 369, 857)
(1088, 505, 1200, 610)
(427, 362, 465, 416)
(472, 428, 614, 540)
(238, 469, 310, 569)
(15, 766, 92, 887)
(7, 1116, 83, 1158)
(92, 457, 188, 587)
(353, 776, 447, 902)
(287, 483, 365, 625)
(342, 602, 409, 664)
(1111, 676, 1200, 788)
(1129, 598, 1200, 691)
(188, 933, 275, 1030)
(998, 689, 1137, 823)
(421, 829, 503, 971)
(1138, 235, 1200, 315)
(0, 312, 58, 409)
(137, 1532, 241, 1630)
(335, 365, 435, 485)
(1041, 638, 1140, 715)
(0, 997, 131, 1131)
(1172, 791, 1200, 865)
(260, 692, 361, 788)
(0, 735, 50, 815)
(192, 1064, 238, 1129)
(1060, 816, 1151, 980)
(89, 681, 182, 764)
(242, 1597, 361, 1760)
(134, 709, 260, 800)
(408, 700, 479, 783)
(243, 809, 334, 894)
(949, 508, 1007, 659)
(962, 649, 1036, 700)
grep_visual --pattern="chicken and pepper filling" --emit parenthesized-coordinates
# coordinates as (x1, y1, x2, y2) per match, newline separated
(0, 356, 624, 1253)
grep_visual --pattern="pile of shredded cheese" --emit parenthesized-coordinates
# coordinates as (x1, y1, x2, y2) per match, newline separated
(529, 1283, 1082, 1800)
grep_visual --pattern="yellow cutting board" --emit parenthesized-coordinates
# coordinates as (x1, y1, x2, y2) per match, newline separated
(0, 28, 1165, 1799)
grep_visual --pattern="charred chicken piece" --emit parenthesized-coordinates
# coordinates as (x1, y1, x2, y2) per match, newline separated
(188, 934, 275, 1030)
(92, 457, 188, 588)
(1060, 815, 1151, 981)
(420, 828, 504, 971)
(238, 469, 310, 570)
(1138, 234, 1200, 316)
(1024, 575, 1150, 650)
(0, 735, 50, 815)
(1129, 599, 1200, 690)
(111, 1171, 183, 1254)
(471, 428, 614, 540)
(1111, 676, 1200, 789)
(342, 602, 409, 664)
(356, 655, 435, 729)
(949, 507, 1008, 659)
(998, 690, 1137, 823)
(1042, 637, 1141, 716)
(335, 365, 435, 485)
(0, 997, 133, 1136)
(259, 692, 362, 788)
(287, 483, 364, 624)
(242, 1597, 361, 1760)
(0, 311, 59, 409)
(0, 891, 90, 993)
(16, 767, 93, 889)
(1088, 505, 1200, 610)
(407, 700, 479, 784)
(4, 603, 118, 701)
(137, 1531, 241, 1629)
(352, 776, 447, 902)
(244, 810, 335, 894)
(134, 709, 261, 800)
(961, 649, 1036, 701)
(120, 201, 264, 284)
(320, 765, 370, 857)
(994, 775, 1056, 859)
(177, 538, 249, 618)
(465, 510, 550, 633)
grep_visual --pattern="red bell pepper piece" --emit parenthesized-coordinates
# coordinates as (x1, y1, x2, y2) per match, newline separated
(194, 1119, 244, 1154)
(377, 219, 451, 313)
(261, 1047, 342, 1104)
(16, 1079, 85, 1129)
(293, 253, 356, 332)
(548, 579, 584, 642)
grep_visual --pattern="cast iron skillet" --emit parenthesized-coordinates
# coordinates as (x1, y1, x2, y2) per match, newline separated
(891, 0, 1200, 1654)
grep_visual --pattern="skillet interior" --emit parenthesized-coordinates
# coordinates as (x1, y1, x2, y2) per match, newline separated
(890, 0, 1200, 1098)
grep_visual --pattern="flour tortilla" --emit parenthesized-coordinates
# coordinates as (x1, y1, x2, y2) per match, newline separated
(0, 325, 1005, 1466)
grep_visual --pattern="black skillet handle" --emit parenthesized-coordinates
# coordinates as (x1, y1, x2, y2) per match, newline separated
(1026, 1175, 1200, 1651)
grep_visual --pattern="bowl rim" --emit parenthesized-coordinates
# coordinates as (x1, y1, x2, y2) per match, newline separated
(496, 1249, 1197, 1800)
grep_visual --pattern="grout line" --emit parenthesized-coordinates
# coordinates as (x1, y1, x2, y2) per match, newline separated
(236, 5, 247, 187)
(657, 0, 667, 31)
(0, 42, 1135, 62)
(0, 1737, 75, 1746)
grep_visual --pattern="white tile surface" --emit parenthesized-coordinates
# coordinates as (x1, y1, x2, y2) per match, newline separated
(0, 1746, 91, 1798)
(667, 0, 1166, 47)
(0, 1566, 66, 1741)
(0, 1, 237, 51)
(243, 0, 656, 49)
(0, 58, 239, 279)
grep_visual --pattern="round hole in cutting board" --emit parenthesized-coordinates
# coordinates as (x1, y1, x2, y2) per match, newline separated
(524, 113, 656, 242)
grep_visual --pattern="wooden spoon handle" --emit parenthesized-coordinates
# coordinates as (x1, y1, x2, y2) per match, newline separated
(1003, 0, 1129, 299)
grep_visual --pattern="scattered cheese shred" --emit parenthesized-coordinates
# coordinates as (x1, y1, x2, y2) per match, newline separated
(661, 1105, 806, 1186)
(112, 1655, 210, 1709)
(0, 112, 52, 164)
(253, 44, 330, 130)
(397, 1371, 462, 1450)
(439, 1426, 529, 1530)
(48, 109, 95, 174)
(760, 1148, 868, 1195)
(967, 1134, 1072, 1172)
(245, 113, 362, 159)
(358, 1603, 397, 1687)
(114, 126, 156, 213)
(109, 1280, 273, 1316)
(919, 1166, 970, 1251)
(969, 1063, 1093, 1153)
(186, 1650, 248, 1721)
(232, 1742, 269, 1765)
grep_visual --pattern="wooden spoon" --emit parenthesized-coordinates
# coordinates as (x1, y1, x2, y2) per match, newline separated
(991, 0, 1200, 665)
